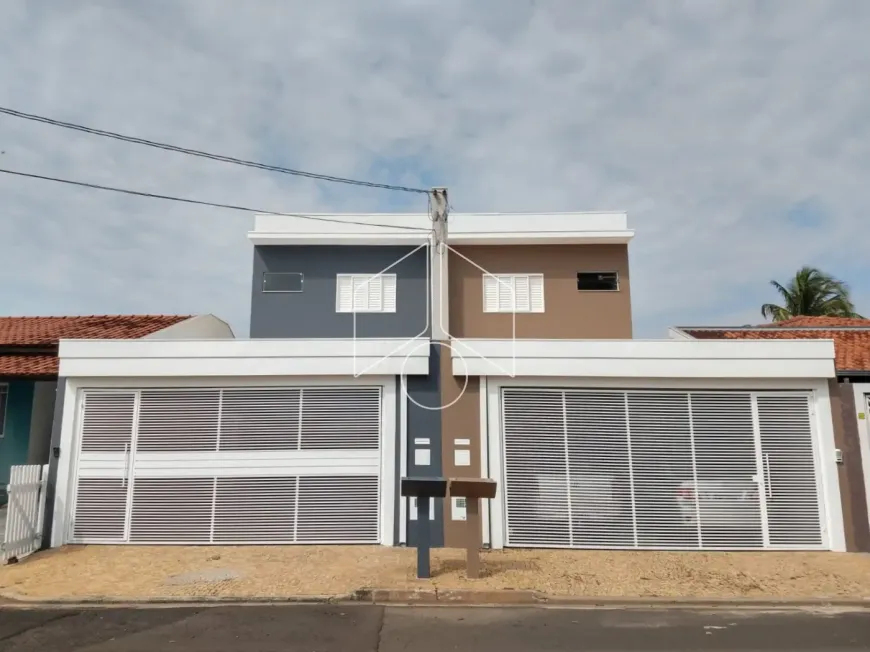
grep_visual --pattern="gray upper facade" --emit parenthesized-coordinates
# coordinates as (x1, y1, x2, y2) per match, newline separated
(250, 245, 430, 339)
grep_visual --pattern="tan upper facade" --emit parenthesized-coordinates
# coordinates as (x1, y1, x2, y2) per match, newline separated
(448, 244, 633, 339)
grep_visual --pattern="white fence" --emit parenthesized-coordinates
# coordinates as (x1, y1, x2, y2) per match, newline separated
(3, 464, 49, 563)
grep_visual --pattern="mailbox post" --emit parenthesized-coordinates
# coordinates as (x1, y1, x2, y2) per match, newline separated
(400, 476, 448, 579)
(448, 478, 497, 579)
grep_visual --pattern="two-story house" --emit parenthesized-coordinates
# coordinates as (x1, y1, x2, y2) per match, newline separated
(43, 211, 855, 553)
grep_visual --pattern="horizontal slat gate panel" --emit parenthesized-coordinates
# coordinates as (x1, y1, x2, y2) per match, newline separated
(214, 477, 297, 543)
(220, 389, 301, 451)
(72, 386, 384, 545)
(756, 395, 823, 547)
(690, 394, 763, 548)
(627, 392, 697, 549)
(503, 390, 568, 546)
(565, 392, 633, 547)
(501, 388, 826, 551)
(137, 390, 220, 452)
(72, 479, 128, 540)
(297, 476, 380, 543)
(80, 392, 136, 452)
(300, 388, 381, 450)
(130, 478, 214, 543)
(72, 392, 136, 543)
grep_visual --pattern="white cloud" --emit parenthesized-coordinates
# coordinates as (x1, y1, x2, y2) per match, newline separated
(1, 0, 869, 335)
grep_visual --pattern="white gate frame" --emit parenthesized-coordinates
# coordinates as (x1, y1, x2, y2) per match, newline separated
(55, 376, 398, 548)
(484, 377, 845, 552)
(3, 464, 49, 563)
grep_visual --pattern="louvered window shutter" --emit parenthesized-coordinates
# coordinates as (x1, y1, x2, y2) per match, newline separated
(337, 274, 395, 313)
(337, 275, 354, 312)
(383, 275, 397, 312)
(497, 276, 515, 312)
(513, 275, 531, 312)
(483, 274, 544, 313)
(365, 275, 383, 312)
(530, 275, 545, 312)
(483, 276, 500, 312)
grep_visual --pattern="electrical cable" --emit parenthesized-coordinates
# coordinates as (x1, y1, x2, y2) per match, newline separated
(0, 167, 432, 231)
(0, 106, 430, 194)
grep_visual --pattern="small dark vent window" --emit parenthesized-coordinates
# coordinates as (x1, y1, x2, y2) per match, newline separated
(577, 271, 619, 291)
(263, 272, 303, 293)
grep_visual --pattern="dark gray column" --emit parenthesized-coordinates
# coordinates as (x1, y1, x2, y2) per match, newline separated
(404, 344, 444, 547)
(40, 377, 67, 549)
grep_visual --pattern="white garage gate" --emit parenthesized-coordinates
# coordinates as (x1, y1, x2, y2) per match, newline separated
(500, 388, 829, 551)
(68, 385, 384, 545)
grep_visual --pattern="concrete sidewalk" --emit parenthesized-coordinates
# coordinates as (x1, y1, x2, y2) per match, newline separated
(0, 604, 868, 652)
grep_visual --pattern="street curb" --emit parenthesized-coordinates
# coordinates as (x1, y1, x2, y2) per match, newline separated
(2, 588, 868, 609)
(0, 592, 357, 606)
(357, 589, 870, 609)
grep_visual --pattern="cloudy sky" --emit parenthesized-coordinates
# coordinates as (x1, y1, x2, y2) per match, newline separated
(1, 0, 869, 337)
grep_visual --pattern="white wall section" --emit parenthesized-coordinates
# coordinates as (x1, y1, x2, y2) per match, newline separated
(58, 338, 431, 377)
(451, 339, 836, 379)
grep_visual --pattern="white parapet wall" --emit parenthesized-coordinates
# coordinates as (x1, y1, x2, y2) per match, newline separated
(58, 337, 431, 378)
(450, 338, 837, 379)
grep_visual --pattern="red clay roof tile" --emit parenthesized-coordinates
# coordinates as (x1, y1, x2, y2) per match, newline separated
(756, 316, 870, 328)
(0, 315, 190, 346)
(682, 323, 870, 372)
(0, 355, 58, 377)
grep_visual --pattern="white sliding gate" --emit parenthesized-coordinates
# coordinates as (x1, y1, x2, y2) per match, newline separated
(68, 385, 384, 545)
(3, 464, 49, 562)
(500, 389, 828, 550)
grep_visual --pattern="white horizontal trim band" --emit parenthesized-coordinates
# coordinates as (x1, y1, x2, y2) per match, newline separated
(77, 450, 380, 478)
(59, 338, 430, 378)
(450, 339, 836, 379)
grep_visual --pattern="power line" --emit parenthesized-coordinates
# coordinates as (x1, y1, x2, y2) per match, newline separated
(0, 167, 432, 231)
(0, 106, 430, 195)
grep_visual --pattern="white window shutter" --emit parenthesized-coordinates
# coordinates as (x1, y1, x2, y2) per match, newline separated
(530, 275, 545, 312)
(337, 276, 353, 312)
(367, 275, 383, 312)
(497, 276, 515, 312)
(383, 276, 397, 312)
(351, 276, 369, 312)
(483, 276, 499, 312)
(337, 274, 396, 313)
(484, 274, 544, 313)
(514, 275, 531, 312)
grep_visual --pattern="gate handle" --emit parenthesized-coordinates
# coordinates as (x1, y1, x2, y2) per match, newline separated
(764, 453, 772, 499)
(122, 443, 129, 488)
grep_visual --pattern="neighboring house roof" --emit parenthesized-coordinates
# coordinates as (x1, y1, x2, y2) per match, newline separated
(0, 315, 190, 377)
(675, 316, 870, 373)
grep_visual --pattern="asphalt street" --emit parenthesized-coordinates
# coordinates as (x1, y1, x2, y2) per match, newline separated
(0, 604, 867, 651)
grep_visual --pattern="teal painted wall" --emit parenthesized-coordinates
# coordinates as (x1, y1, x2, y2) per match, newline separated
(0, 380, 34, 501)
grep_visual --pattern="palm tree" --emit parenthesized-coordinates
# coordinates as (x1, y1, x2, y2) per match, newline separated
(761, 266, 864, 321)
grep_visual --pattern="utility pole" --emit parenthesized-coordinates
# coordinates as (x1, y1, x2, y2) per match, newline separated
(430, 188, 449, 341)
